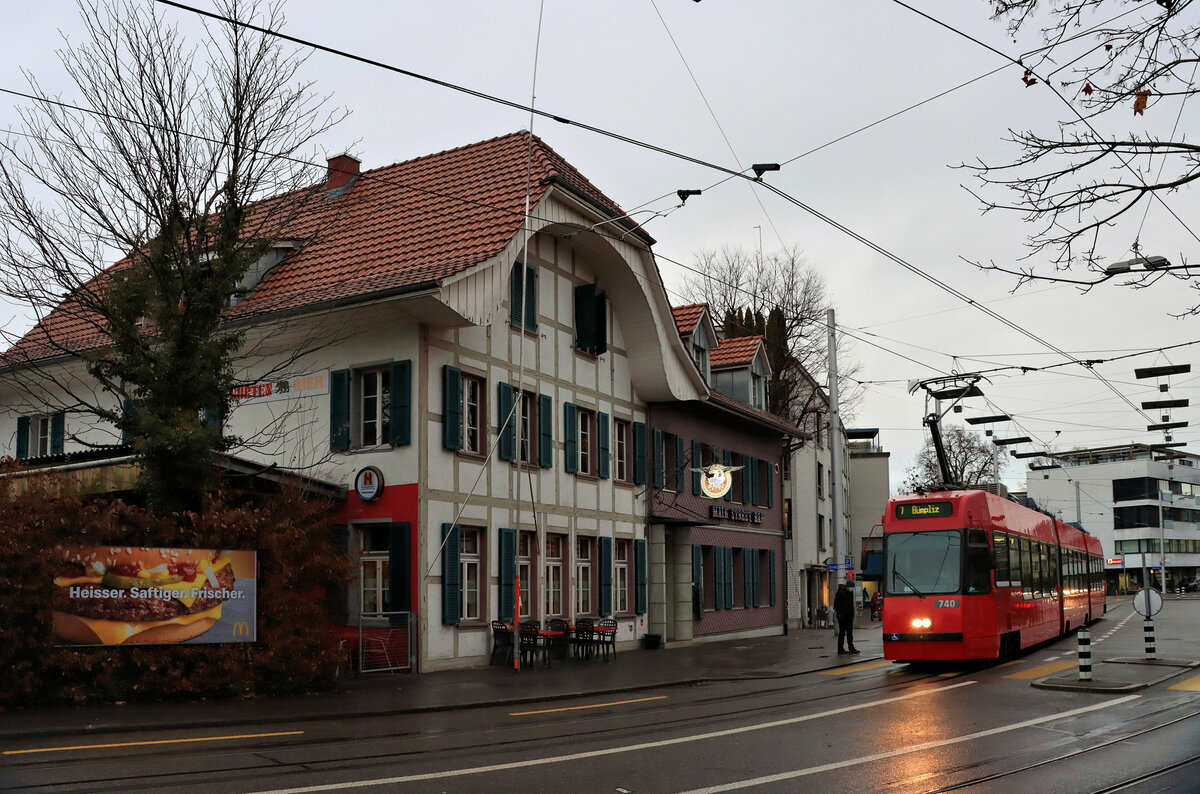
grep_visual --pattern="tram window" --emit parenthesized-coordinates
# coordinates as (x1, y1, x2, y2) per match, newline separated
(1048, 544, 1059, 597)
(1030, 540, 1043, 598)
(994, 532, 1010, 587)
(1009, 535, 1024, 591)
(965, 529, 991, 594)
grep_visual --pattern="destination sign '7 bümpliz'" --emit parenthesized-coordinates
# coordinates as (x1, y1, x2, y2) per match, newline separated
(894, 501, 953, 519)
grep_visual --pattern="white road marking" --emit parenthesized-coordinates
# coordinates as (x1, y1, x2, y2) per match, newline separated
(249, 682, 980, 793)
(676, 695, 1141, 793)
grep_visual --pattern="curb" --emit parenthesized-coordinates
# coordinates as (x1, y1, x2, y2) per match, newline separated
(1030, 657, 1199, 693)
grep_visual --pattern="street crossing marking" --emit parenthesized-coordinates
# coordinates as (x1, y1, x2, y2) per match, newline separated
(1004, 660, 1077, 680)
(818, 659, 892, 675)
(1168, 673, 1200, 692)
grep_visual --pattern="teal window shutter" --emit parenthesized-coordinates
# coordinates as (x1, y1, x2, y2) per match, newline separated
(15, 416, 29, 459)
(538, 394, 553, 468)
(388, 522, 411, 611)
(633, 421, 648, 484)
(330, 369, 351, 452)
(442, 365, 462, 451)
(49, 412, 65, 456)
(594, 291, 608, 355)
(692, 544, 703, 617)
(575, 283, 597, 352)
(751, 550, 762, 607)
(766, 461, 774, 508)
(498, 382, 516, 461)
(714, 546, 726, 609)
(390, 360, 412, 446)
(510, 262, 523, 326)
(564, 402, 579, 473)
(598, 412, 610, 479)
(691, 441, 703, 495)
(747, 456, 758, 505)
(499, 528, 516, 621)
(120, 398, 135, 445)
(769, 550, 777, 606)
(743, 549, 754, 607)
(636, 539, 648, 615)
(525, 267, 538, 331)
(724, 547, 735, 608)
(441, 523, 461, 625)
(652, 429, 665, 487)
(723, 450, 734, 502)
(599, 537, 613, 616)
(675, 435, 686, 491)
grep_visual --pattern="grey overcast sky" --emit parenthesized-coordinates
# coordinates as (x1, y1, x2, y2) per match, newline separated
(4, 1, 1198, 503)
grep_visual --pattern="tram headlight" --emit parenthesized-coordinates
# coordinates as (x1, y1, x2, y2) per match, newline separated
(911, 617, 932, 629)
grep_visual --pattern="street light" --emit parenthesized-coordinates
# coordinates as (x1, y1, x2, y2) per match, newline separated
(1105, 255, 1172, 274)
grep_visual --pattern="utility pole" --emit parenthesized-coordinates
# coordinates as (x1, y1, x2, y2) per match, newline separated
(828, 308, 845, 587)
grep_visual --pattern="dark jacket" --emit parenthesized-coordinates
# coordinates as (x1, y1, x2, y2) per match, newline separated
(833, 586, 854, 619)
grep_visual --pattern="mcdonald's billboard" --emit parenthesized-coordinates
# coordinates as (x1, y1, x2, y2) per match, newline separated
(52, 547, 257, 646)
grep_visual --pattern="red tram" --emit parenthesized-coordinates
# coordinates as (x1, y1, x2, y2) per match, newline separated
(881, 489, 1106, 662)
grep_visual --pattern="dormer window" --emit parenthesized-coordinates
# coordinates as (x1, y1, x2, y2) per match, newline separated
(690, 324, 711, 382)
(750, 362, 766, 411)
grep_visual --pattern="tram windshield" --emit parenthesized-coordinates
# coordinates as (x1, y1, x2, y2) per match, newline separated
(885, 530, 963, 596)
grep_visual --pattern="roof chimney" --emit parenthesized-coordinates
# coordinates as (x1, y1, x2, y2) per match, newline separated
(325, 153, 361, 193)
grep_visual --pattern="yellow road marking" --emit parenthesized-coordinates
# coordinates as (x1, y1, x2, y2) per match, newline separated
(1168, 673, 1200, 692)
(510, 695, 667, 716)
(1004, 660, 1077, 680)
(3, 730, 304, 756)
(998, 660, 1024, 668)
(819, 659, 893, 675)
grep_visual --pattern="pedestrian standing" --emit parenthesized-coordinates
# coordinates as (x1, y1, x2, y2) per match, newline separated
(834, 582, 859, 654)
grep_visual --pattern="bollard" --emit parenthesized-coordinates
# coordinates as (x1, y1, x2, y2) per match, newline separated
(1078, 627, 1092, 681)
(1144, 617, 1157, 660)
(1177, 587, 1183, 600)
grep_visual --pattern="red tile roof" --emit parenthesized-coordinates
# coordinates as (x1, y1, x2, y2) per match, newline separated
(671, 303, 706, 336)
(4, 132, 628, 364)
(710, 335, 763, 368)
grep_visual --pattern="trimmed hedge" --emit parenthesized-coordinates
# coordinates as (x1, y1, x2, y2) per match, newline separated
(0, 472, 351, 707)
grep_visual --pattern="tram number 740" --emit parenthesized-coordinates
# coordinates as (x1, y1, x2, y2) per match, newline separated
(934, 599, 960, 608)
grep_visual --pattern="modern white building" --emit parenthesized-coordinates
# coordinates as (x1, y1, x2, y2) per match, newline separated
(1025, 444, 1200, 592)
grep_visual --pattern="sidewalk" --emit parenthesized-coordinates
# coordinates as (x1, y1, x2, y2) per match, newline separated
(2, 597, 1196, 741)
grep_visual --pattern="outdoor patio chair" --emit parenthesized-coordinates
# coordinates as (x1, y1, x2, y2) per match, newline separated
(490, 620, 513, 666)
(596, 617, 617, 660)
(519, 620, 550, 667)
(573, 618, 596, 660)
(547, 618, 571, 660)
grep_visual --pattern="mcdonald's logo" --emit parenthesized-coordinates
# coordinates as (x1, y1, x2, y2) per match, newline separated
(232, 621, 251, 638)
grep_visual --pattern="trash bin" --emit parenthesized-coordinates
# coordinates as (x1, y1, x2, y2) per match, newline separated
(643, 633, 662, 650)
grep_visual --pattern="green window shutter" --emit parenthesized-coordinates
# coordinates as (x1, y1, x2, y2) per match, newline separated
(675, 435, 686, 491)
(746, 456, 758, 505)
(441, 523, 461, 625)
(691, 441, 703, 495)
(510, 262, 525, 327)
(723, 450, 734, 502)
(538, 394, 553, 468)
(714, 546, 726, 610)
(388, 522, 411, 612)
(442, 365, 462, 451)
(575, 283, 597, 351)
(636, 539, 648, 615)
(202, 402, 223, 433)
(525, 267, 538, 331)
(724, 547, 735, 608)
(390, 360, 412, 446)
(599, 537, 613, 616)
(751, 550, 762, 607)
(120, 398, 135, 445)
(330, 369, 351, 452)
(49, 412, 65, 456)
(652, 429, 665, 487)
(769, 550, 777, 606)
(15, 416, 29, 459)
(691, 544, 703, 617)
(766, 461, 774, 508)
(743, 549, 754, 607)
(597, 412, 610, 479)
(632, 421, 648, 484)
(564, 402, 579, 473)
(594, 291, 608, 355)
(499, 528, 516, 622)
(498, 382, 516, 462)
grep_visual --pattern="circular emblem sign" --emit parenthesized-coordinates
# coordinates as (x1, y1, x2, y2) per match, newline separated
(694, 464, 742, 499)
(354, 466, 384, 502)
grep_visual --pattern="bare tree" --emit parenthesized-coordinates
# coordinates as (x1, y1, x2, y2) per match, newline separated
(971, 0, 1200, 309)
(677, 243, 863, 424)
(0, 0, 344, 514)
(900, 425, 1007, 494)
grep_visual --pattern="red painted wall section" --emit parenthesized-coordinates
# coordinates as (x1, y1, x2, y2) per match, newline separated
(333, 483, 420, 615)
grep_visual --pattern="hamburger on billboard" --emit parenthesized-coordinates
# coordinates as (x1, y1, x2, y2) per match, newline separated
(52, 546, 257, 646)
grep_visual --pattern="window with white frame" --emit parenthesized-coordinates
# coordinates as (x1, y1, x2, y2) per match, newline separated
(359, 525, 390, 614)
(358, 369, 391, 447)
(545, 533, 565, 617)
(577, 407, 595, 475)
(615, 539, 631, 614)
(614, 419, 630, 481)
(518, 530, 534, 619)
(817, 461, 825, 498)
(575, 536, 593, 615)
(751, 369, 765, 410)
(460, 527, 482, 621)
(461, 374, 484, 455)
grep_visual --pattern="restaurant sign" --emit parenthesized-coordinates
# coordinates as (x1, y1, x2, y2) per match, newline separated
(692, 463, 743, 499)
(710, 505, 765, 524)
(231, 371, 329, 405)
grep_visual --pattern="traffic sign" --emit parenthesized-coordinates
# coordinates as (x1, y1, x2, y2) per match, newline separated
(827, 563, 838, 571)
(1133, 587, 1163, 617)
